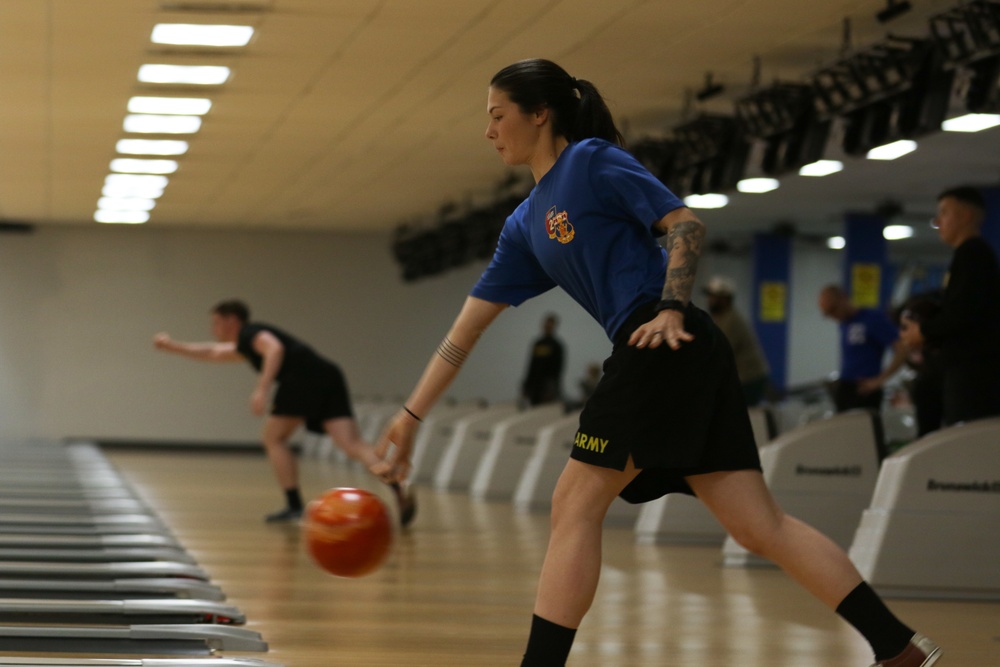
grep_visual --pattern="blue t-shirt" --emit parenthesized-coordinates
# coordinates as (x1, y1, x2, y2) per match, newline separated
(839, 309, 899, 381)
(471, 138, 684, 340)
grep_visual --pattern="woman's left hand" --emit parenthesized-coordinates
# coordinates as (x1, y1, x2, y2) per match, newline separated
(628, 310, 693, 350)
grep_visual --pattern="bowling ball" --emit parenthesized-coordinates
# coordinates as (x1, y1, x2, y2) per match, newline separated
(303, 487, 393, 578)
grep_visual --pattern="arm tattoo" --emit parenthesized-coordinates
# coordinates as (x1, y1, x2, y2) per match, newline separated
(661, 219, 705, 304)
(436, 336, 469, 368)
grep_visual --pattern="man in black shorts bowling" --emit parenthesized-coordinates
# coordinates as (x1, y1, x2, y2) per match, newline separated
(154, 299, 415, 525)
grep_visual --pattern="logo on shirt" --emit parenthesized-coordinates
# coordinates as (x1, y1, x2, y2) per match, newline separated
(847, 323, 867, 345)
(574, 431, 608, 454)
(545, 206, 575, 244)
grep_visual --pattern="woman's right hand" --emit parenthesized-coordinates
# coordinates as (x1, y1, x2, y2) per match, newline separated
(370, 410, 421, 483)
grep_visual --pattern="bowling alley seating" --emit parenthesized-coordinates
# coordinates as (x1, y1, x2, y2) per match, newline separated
(469, 404, 566, 501)
(635, 406, 777, 544)
(513, 412, 582, 512)
(771, 381, 835, 434)
(0, 439, 281, 663)
(849, 417, 1000, 600)
(360, 401, 405, 445)
(722, 409, 884, 567)
(432, 403, 519, 491)
(881, 403, 918, 453)
(409, 401, 486, 484)
(508, 410, 640, 525)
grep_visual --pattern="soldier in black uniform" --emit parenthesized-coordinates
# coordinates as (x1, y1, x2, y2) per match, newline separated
(154, 299, 415, 525)
(521, 314, 565, 406)
(915, 186, 1000, 425)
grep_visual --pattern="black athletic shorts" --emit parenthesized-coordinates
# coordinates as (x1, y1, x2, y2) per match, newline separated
(573, 300, 761, 503)
(271, 362, 353, 434)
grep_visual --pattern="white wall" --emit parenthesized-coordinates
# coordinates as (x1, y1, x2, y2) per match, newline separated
(0, 225, 611, 443)
(787, 242, 842, 386)
(0, 225, 863, 445)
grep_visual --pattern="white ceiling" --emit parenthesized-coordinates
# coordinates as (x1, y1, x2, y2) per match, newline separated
(0, 0, 997, 247)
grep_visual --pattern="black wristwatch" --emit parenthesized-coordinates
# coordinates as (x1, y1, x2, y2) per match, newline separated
(654, 299, 686, 314)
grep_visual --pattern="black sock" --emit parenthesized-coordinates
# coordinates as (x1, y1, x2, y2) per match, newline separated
(284, 488, 303, 511)
(521, 614, 576, 667)
(836, 582, 914, 661)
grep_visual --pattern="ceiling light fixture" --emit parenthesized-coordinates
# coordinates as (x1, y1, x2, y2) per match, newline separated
(883, 224, 915, 240)
(116, 139, 189, 156)
(736, 177, 780, 193)
(799, 160, 844, 177)
(877, 0, 912, 24)
(942, 113, 1000, 132)
(151, 23, 255, 47)
(128, 96, 212, 115)
(683, 193, 729, 209)
(866, 139, 917, 160)
(695, 72, 724, 102)
(138, 64, 231, 85)
(106, 173, 169, 189)
(827, 236, 846, 250)
(102, 183, 165, 199)
(94, 210, 150, 224)
(110, 158, 179, 175)
(97, 197, 157, 212)
(123, 114, 202, 134)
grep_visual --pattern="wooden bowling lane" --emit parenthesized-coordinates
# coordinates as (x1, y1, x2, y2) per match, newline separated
(105, 449, 1000, 666)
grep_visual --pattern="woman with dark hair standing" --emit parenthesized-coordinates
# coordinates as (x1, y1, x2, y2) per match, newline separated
(372, 59, 938, 667)
(899, 290, 946, 437)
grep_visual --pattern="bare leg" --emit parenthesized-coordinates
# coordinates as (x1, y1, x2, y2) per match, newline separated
(323, 417, 379, 468)
(687, 469, 862, 608)
(261, 416, 304, 491)
(325, 416, 416, 525)
(533, 457, 642, 627)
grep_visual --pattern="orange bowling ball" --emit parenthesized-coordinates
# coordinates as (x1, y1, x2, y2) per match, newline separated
(303, 487, 393, 578)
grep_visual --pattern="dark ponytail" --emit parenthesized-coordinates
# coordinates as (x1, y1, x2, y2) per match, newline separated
(490, 59, 625, 147)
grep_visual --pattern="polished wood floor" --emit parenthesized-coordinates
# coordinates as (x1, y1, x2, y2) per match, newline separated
(104, 448, 999, 666)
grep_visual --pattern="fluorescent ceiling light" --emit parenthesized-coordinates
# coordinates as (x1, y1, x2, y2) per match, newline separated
(736, 177, 780, 194)
(124, 114, 202, 134)
(128, 96, 212, 115)
(116, 139, 189, 156)
(105, 173, 169, 189)
(827, 236, 846, 250)
(97, 197, 157, 212)
(138, 64, 231, 85)
(799, 160, 843, 177)
(110, 158, 178, 175)
(866, 140, 917, 160)
(102, 183, 165, 199)
(94, 209, 150, 224)
(942, 113, 1000, 133)
(683, 193, 729, 209)
(151, 23, 254, 47)
(883, 224, 914, 240)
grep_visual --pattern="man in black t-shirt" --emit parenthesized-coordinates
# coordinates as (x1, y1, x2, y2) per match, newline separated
(913, 187, 1000, 425)
(521, 314, 565, 406)
(154, 299, 415, 525)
